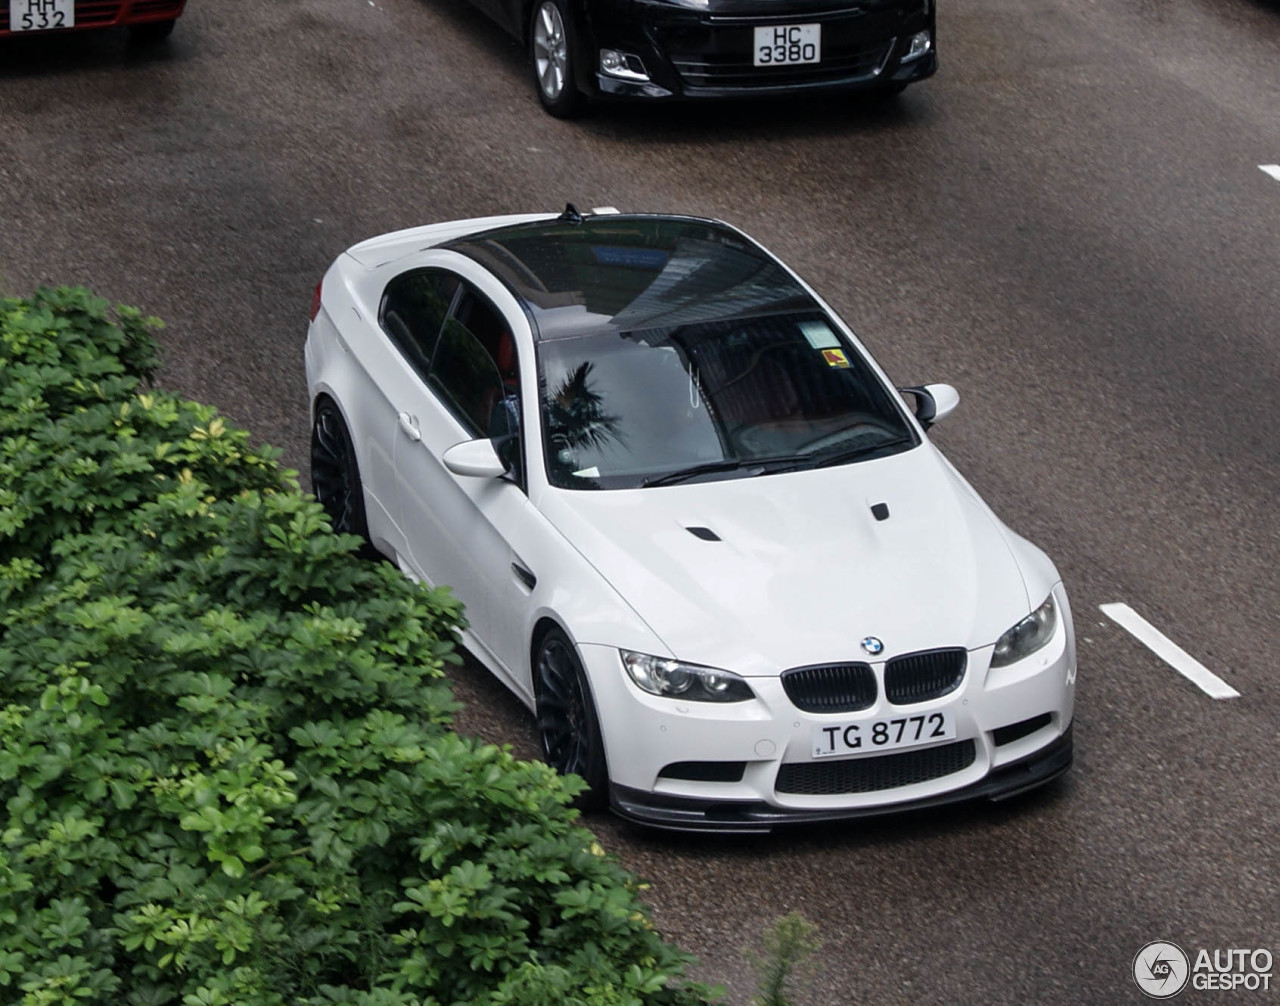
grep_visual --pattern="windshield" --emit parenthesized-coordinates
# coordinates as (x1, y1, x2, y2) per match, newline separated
(537, 310, 917, 490)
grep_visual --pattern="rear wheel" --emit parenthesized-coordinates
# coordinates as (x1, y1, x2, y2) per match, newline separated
(310, 399, 377, 558)
(535, 627, 608, 807)
(530, 0, 584, 118)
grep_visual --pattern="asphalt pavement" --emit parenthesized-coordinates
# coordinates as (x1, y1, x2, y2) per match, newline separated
(1, 0, 1277, 1001)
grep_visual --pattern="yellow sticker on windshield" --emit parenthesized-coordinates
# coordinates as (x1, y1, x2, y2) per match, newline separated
(822, 348, 851, 368)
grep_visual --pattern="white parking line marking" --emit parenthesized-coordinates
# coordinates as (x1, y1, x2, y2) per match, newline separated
(1262, 165, 1280, 182)
(1100, 603, 1239, 699)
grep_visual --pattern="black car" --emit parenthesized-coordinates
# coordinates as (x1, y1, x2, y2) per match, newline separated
(467, 0, 936, 116)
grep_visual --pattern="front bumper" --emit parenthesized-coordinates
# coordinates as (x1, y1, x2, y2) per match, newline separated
(580, 582, 1077, 833)
(583, 0, 936, 101)
(611, 724, 1072, 833)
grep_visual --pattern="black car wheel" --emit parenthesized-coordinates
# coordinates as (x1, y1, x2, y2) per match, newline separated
(536, 626, 608, 807)
(310, 399, 376, 556)
(530, 0, 584, 118)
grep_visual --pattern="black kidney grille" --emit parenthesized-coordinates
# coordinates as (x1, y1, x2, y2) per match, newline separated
(781, 662, 876, 713)
(776, 740, 977, 795)
(884, 648, 967, 704)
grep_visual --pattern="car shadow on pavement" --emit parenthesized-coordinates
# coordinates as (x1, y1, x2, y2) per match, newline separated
(0, 29, 186, 79)
(447, 648, 544, 762)
(577, 87, 934, 146)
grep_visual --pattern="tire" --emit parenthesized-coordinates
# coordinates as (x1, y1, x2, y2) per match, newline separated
(310, 399, 378, 558)
(128, 18, 177, 43)
(529, 0, 584, 119)
(535, 626, 608, 807)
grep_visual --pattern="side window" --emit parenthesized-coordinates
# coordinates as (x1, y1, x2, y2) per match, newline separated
(429, 287, 516, 439)
(379, 270, 460, 381)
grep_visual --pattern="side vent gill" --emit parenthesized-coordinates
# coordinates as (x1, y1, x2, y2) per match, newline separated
(686, 526, 721, 541)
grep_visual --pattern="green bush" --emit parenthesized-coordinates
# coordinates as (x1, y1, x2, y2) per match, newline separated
(0, 288, 711, 1006)
(749, 913, 821, 1006)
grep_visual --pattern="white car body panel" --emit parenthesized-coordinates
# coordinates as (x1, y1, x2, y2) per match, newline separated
(343, 214, 557, 269)
(534, 450, 1035, 674)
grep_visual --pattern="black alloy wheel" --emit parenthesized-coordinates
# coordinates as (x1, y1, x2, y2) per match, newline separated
(530, 0, 584, 118)
(310, 399, 376, 557)
(535, 627, 608, 807)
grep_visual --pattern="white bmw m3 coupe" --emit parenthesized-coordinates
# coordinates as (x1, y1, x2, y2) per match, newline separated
(304, 206, 1076, 832)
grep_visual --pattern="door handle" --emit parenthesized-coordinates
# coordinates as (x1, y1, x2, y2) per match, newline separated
(511, 561, 537, 590)
(397, 412, 421, 442)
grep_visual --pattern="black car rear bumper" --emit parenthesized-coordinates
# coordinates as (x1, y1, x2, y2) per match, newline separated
(608, 724, 1073, 833)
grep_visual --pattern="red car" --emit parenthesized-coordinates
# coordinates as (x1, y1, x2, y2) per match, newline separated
(2, 0, 187, 41)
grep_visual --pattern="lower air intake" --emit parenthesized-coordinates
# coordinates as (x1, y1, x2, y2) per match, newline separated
(775, 740, 977, 795)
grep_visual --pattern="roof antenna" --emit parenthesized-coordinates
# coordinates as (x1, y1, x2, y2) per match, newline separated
(559, 202, 584, 224)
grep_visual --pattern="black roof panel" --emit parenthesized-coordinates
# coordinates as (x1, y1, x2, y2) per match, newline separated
(443, 214, 816, 340)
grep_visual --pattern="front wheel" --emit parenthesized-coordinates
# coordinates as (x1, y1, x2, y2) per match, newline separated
(535, 627, 608, 807)
(530, 0, 585, 118)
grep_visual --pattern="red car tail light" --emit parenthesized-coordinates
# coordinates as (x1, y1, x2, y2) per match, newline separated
(309, 279, 323, 322)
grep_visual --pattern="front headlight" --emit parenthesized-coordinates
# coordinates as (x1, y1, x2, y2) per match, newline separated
(990, 595, 1057, 667)
(621, 651, 754, 702)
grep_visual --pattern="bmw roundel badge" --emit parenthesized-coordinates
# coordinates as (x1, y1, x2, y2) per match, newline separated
(860, 636, 884, 656)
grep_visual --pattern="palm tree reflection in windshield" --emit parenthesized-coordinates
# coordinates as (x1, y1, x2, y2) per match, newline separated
(544, 361, 624, 487)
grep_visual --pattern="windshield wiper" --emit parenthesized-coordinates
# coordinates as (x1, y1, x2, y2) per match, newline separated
(751, 435, 915, 475)
(810, 434, 914, 468)
(641, 437, 913, 488)
(641, 454, 807, 488)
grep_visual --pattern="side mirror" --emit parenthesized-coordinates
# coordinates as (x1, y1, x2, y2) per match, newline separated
(443, 439, 508, 479)
(899, 383, 960, 431)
